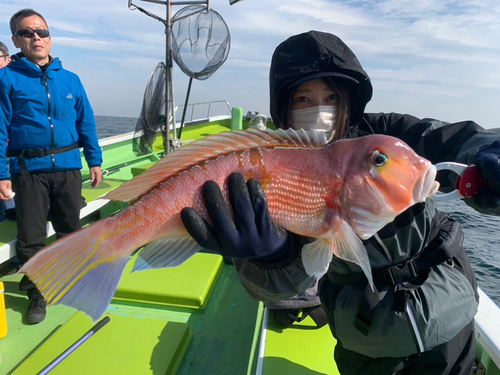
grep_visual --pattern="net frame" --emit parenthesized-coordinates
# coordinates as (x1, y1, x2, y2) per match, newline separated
(171, 5, 231, 81)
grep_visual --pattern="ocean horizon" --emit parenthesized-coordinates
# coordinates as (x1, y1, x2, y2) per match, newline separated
(95, 114, 138, 139)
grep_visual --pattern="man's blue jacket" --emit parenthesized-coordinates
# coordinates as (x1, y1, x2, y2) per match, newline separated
(0, 55, 102, 180)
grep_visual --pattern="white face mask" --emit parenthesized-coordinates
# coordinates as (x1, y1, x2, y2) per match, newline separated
(289, 105, 338, 139)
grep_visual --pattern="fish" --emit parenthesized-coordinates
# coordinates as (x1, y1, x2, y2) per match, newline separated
(20, 129, 439, 321)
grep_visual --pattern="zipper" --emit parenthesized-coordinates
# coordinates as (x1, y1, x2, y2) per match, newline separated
(42, 70, 55, 170)
(373, 233, 425, 353)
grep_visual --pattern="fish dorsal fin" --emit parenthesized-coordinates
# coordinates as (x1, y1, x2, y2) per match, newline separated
(105, 128, 327, 202)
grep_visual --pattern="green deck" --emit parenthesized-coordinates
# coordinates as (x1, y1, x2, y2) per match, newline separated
(1, 261, 264, 375)
(2, 262, 343, 375)
(12, 313, 192, 375)
(262, 315, 340, 374)
(114, 252, 224, 309)
(1, 115, 498, 374)
(0, 222, 16, 248)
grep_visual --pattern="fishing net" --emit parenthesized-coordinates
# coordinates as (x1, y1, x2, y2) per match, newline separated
(171, 5, 231, 80)
(133, 62, 166, 155)
(133, 5, 231, 155)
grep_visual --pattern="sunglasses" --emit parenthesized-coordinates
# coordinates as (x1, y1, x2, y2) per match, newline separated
(14, 29, 50, 39)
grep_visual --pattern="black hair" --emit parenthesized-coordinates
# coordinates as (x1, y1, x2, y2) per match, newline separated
(10, 9, 48, 35)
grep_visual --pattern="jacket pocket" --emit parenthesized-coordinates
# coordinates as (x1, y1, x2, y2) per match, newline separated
(411, 260, 478, 348)
(423, 212, 479, 302)
(53, 90, 77, 122)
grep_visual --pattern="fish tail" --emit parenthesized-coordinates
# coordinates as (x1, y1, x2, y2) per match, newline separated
(19, 224, 131, 322)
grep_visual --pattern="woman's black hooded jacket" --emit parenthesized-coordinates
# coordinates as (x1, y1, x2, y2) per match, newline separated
(233, 30, 497, 358)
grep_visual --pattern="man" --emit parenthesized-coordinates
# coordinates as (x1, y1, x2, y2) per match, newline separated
(0, 41, 12, 222)
(0, 41, 11, 68)
(0, 9, 103, 324)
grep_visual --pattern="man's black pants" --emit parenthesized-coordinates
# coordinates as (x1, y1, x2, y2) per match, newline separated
(12, 170, 82, 266)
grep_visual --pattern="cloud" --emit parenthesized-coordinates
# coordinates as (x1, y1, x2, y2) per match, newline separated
(0, 0, 499, 128)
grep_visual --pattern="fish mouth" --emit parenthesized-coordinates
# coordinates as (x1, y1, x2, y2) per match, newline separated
(412, 164, 440, 203)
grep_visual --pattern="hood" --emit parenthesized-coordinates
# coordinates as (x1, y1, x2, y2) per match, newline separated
(269, 30, 373, 128)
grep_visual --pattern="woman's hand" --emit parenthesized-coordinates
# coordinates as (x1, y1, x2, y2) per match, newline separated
(181, 173, 292, 260)
(467, 141, 500, 215)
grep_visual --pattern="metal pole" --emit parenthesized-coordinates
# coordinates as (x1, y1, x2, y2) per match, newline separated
(129, 0, 212, 154)
(178, 77, 193, 139)
(37, 317, 110, 374)
(164, 1, 172, 155)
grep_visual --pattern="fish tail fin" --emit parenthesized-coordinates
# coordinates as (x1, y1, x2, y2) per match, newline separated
(19, 225, 130, 322)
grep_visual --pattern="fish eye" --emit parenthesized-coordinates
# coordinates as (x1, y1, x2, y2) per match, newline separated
(371, 150, 388, 167)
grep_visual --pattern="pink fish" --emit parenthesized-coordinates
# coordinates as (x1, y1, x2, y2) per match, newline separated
(20, 129, 439, 321)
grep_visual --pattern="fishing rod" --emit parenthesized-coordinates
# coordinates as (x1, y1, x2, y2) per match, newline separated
(80, 162, 133, 184)
(37, 316, 110, 375)
(80, 153, 164, 184)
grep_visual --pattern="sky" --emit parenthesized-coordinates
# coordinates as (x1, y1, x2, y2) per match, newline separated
(1, 0, 500, 129)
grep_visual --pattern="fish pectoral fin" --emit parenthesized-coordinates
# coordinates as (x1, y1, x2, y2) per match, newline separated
(332, 220, 375, 291)
(302, 239, 333, 278)
(132, 236, 202, 272)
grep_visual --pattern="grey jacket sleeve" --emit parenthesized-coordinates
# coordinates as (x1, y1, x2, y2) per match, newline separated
(231, 234, 317, 303)
(455, 128, 500, 164)
(233, 255, 316, 304)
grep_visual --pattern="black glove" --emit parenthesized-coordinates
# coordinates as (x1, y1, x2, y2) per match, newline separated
(467, 141, 500, 215)
(181, 173, 293, 261)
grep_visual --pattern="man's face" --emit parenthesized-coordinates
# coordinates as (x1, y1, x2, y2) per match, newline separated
(11, 15, 51, 66)
(0, 54, 11, 69)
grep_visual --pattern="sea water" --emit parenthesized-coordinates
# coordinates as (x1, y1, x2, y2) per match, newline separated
(436, 200, 500, 307)
(95, 115, 138, 139)
(95, 115, 500, 306)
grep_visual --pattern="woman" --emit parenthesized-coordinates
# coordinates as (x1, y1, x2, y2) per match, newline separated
(181, 30, 500, 374)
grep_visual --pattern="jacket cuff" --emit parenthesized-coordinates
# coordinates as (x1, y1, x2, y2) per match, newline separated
(249, 233, 303, 270)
